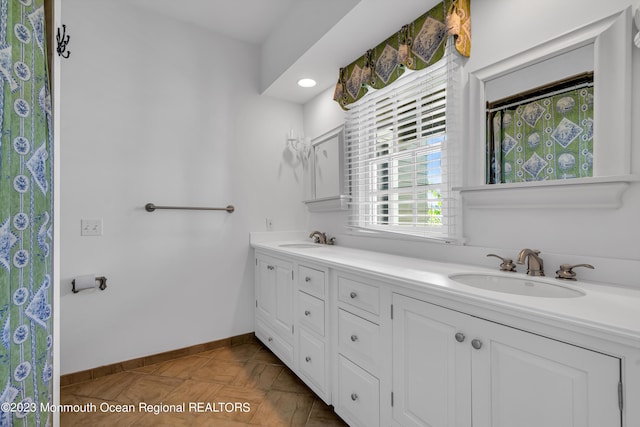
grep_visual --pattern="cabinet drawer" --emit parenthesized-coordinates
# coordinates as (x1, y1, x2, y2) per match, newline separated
(255, 319, 293, 368)
(298, 328, 326, 393)
(338, 309, 380, 374)
(298, 291, 325, 336)
(298, 265, 325, 297)
(336, 355, 379, 427)
(338, 276, 380, 315)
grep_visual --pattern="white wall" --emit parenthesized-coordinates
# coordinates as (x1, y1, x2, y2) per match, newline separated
(304, 0, 640, 288)
(59, 0, 307, 374)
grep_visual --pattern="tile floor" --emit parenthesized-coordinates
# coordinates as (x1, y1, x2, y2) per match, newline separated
(60, 338, 348, 426)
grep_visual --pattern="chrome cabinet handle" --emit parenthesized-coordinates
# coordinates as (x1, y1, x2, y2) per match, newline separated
(305, 276, 311, 282)
(471, 339, 483, 350)
(304, 310, 311, 316)
(351, 393, 358, 401)
(455, 332, 466, 343)
(267, 265, 275, 270)
(305, 356, 311, 362)
(268, 337, 273, 342)
(350, 334, 358, 342)
(350, 291, 357, 299)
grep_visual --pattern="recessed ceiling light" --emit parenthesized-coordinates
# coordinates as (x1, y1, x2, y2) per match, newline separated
(297, 78, 317, 88)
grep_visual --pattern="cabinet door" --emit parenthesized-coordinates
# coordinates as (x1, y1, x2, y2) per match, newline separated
(256, 256, 294, 340)
(392, 293, 472, 427)
(256, 257, 276, 320)
(274, 262, 293, 337)
(471, 319, 621, 427)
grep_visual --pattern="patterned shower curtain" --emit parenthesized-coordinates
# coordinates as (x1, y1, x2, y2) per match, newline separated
(0, 0, 53, 425)
(486, 85, 594, 184)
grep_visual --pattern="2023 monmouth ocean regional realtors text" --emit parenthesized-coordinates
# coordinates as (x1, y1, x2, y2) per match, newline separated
(4, 401, 252, 416)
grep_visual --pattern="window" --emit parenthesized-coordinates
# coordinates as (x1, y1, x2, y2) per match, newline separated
(345, 47, 461, 242)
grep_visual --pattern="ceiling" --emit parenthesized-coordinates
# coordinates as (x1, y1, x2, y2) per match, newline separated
(125, 0, 435, 104)
(126, 0, 298, 44)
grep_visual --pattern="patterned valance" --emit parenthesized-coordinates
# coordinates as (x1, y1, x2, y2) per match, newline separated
(333, 0, 471, 109)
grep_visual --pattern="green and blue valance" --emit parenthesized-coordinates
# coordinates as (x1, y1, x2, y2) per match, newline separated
(334, 0, 471, 109)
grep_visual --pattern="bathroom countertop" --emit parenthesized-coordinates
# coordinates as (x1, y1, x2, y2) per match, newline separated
(252, 238, 640, 348)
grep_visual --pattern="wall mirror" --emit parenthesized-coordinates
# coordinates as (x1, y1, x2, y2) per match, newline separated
(459, 7, 635, 209)
(304, 125, 348, 212)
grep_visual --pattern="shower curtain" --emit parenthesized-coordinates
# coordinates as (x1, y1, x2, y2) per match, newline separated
(0, 0, 53, 425)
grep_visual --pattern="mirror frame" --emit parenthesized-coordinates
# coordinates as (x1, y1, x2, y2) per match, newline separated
(458, 7, 635, 209)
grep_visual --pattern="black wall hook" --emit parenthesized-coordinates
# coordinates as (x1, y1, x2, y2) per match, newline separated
(56, 24, 70, 58)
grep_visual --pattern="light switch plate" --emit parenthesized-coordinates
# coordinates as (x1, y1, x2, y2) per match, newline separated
(81, 219, 103, 236)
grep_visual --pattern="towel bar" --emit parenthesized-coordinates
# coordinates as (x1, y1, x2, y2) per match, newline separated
(145, 203, 235, 213)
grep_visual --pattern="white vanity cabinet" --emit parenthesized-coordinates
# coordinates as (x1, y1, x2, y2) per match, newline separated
(391, 293, 622, 427)
(254, 252, 294, 367)
(254, 250, 332, 402)
(333, 272, 383, 427)
(252, 240, 640, 427)
(296, 263, 330, 402)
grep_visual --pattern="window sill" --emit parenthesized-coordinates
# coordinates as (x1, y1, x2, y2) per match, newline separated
(345, 226, 464, 245)
(454, 175, 638, 209)
(303, 195, 349, 212)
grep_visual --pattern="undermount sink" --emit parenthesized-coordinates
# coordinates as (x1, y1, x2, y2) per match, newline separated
(449, 273, 585, 298)
(278, 243, 321, 249)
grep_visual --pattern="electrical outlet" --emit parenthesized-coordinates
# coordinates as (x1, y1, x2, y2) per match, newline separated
(266, 218, 273, 231)
(81, 219, 103, 236)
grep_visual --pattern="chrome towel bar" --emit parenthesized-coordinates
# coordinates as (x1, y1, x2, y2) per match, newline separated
(145, 203, 235, 213)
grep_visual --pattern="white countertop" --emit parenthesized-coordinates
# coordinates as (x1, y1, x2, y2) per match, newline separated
(252, 237, 640, 348)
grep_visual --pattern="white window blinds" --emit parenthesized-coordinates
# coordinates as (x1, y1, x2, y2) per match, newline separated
(345, 46, 461, 242)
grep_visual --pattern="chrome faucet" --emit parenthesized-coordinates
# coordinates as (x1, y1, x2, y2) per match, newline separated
(309, 231, 327, 244)
(309, 231, 336, 245)
(517, 249, 544, 276)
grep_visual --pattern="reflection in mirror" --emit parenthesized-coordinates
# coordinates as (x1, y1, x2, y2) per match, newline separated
(304, 126, 348, 211)
(314, 133, 340, 199)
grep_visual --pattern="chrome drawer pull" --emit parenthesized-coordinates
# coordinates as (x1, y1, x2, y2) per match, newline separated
(267, 265, 275, 270)
(305, 356, 311, 362)
(351, 393, 358, 401)
(471, 339, 483, 350)
(455, 332, 465, 343)
(350, 334, 358, 342)
(305, 276, 311, 282)
(304, 310, 311, 316)
(349, 291, 357, 299)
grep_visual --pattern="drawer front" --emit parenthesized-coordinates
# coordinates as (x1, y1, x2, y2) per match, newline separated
(338, 309, 380, 374)
(336, 355, 380, 427)
(338, 276, 380, 315)
(298, 291, 325, 336)
(255, 319, 293, 368)
(298, 328, 326, 393)
(299, 265, 325, 297)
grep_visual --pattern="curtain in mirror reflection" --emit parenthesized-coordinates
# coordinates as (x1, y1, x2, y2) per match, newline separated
(486, 74, 594, 184)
